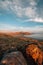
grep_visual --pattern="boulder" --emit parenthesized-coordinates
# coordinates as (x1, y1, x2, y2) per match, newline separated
(1, 51, 27, 65)
(26, 44, 43, 65)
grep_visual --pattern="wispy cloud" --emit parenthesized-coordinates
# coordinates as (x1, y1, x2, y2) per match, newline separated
(24, 18, 43, 22)
(0, 0, 38, 17)
(0, 23, 43, 33)
(0, 0, 43, 22)
(0, 23, 16, 31)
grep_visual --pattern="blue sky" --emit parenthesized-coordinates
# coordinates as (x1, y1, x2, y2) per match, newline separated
(0, 0, 43, 33)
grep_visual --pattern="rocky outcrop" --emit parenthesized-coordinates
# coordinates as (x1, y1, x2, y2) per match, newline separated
(1, 51, 27, 65)
(26, 44, 43, 65)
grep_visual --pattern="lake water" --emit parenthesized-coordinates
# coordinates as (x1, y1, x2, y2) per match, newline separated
(24, 33, 43, 40)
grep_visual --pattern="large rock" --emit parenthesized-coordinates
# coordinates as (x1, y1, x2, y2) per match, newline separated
(1, 51, 27, 65)
(26, 44, 43, 65)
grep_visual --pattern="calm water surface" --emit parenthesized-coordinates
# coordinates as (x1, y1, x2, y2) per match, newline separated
(24, 33, 43, 40)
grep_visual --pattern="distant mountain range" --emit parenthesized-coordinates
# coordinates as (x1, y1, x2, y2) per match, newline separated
(0, 32, 31, 37)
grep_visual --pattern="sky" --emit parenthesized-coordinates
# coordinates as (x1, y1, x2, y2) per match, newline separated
(0, 0, 43, 33)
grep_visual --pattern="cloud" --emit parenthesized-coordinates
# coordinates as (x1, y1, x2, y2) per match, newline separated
(25, 18, 43, 22)
(0, 23, 43, 33)
(25, 7, 37, 18)
(0, 0, 38, 17)
(0, 0, 43, 22)
(0, 23, 16, 31)
(33, 18, 43, 22)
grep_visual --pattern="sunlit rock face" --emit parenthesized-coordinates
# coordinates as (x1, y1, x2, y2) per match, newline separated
(26, 44, 43, 65)
(1, 51, 27, 65)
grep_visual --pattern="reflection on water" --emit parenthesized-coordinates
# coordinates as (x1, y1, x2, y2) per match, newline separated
(24, 33, 43, 40)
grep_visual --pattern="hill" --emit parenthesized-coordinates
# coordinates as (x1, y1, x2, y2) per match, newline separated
(0, 32, 43, 65)
(0, 32, 31, 37)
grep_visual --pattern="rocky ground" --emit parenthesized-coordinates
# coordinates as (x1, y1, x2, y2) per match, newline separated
(0, 33, 43, 65)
